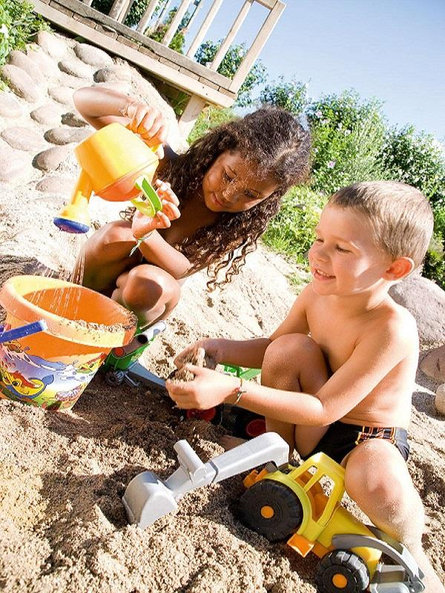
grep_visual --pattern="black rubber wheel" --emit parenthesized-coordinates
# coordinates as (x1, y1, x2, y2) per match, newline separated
(315, 550, 370, 593)
(104, 369, 125, 386)
(238, 479, 303, 542)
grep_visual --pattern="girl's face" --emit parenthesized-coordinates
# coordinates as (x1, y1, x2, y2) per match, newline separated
(308, 205, 393, 296)
(202, 151, 278, 213)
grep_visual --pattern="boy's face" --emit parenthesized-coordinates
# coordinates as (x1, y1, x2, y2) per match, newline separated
(202, 151, 278, 213)
(308, 205, 393, 296)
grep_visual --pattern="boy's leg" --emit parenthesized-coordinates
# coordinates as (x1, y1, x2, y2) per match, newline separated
(261, 333, 329, 455)
(344, 440, 444, 593)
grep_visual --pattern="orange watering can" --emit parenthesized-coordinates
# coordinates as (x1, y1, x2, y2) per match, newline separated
(54, 123, 163, 233)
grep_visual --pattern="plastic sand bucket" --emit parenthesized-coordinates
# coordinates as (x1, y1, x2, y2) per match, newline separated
(0, 275, 137, 410)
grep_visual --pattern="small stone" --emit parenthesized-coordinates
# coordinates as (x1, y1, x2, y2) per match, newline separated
(0, 145, 33, 182)
(74, 43, 114, 67)
(30, 104, 64, 126)
(36, 31, 69, 59)
(420, 345, 445, 382)
(48, 87, 75, 107)
(26, 45, 60, 77)
(0, 93, 23, 118)
(44, 126, 90, 145)
(1, 127, 47, 152)
(58, 72, 89, 89)
(8, 50, 45, 84)
(61, 112, 88, 127)
(58, 58, 93, 79)
(0, 64, 41, 102)
(435, 384, 445, 416)
(34, 145, 71, 171)
(94, 66, 132, 83)
(35, 176, 75, 195)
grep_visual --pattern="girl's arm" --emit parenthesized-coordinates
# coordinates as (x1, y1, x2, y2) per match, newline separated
(73, 87, 169, 152)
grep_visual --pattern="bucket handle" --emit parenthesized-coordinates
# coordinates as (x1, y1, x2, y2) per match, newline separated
(0, 320, 48, 343)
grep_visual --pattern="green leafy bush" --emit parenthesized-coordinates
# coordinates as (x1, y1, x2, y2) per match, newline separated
(0, 0, 49, 66)
(195, 40, 267, 108)
(262, 186, 327, 267)
(259, 77, 309, 115)
(188, 105, 236, 144)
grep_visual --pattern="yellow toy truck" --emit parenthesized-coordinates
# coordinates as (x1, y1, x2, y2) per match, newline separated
(123, 432, 425, 593)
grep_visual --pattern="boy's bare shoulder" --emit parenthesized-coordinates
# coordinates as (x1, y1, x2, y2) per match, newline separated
(363, 296, 418, 351)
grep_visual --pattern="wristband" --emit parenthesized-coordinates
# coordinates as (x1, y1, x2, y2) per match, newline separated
(232, 377, 247, 406)
(129, 231, 154, 256)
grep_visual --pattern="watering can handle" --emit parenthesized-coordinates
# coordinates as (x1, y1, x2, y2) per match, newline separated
(0, 320, 48, 343)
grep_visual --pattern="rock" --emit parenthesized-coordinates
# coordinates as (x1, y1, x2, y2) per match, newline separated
(0, 65, 41, 102)
(74, 43, 114, 67)
(58, 72, 89, 89)
(36, 31, 69, 59)
(0, 93, 23, 118)
(58, 58, 93, 79)
(35, 176, 75, 195)
(0, 145, 33, 182)
(34, 145, 71, 171)
(30, 104, 64, 126)
(61, 112, 88, 127)
(94, 65, 132, 83)
(48, 86, 75, 107)
(390, 274, 445, 347)
(1, 127, 47, 152)
(8, 50, 45, 84)
(435, 384, 445, 415)
(44, 126, 90, 145)
(420, 345, 445, 382)
(26, 45, 61, 77)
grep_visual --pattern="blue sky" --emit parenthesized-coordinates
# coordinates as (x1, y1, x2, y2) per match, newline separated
(185, 0, 445, 141)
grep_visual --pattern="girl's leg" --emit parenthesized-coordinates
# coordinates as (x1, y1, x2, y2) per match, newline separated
(345, 440, 444, 593)
(113, 263, 181, 327)
(74, 220, 139, 295)
(261, 333, 329, 455)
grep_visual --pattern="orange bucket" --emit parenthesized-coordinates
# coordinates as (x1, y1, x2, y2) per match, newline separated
(0, 275, 137, 410)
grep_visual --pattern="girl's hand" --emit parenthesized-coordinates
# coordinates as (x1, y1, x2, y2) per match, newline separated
(124, 101, 168, 158)
(166, 366, 238, 410)
(131, 180, 180, 239)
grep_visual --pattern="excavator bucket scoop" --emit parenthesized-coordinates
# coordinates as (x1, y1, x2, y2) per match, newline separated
(122, 471, 178, 528)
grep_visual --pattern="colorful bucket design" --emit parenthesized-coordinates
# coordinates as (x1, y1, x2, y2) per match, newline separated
(0, 275, 137, 410)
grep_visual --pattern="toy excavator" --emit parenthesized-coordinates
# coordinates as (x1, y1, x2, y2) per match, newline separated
(123, 432, 425, 593)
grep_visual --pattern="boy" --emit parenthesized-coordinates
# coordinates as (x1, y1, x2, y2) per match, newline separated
(166, 181, 444, 592)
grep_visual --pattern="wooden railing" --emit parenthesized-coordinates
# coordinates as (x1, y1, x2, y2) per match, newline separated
(30, 0, 286, 135)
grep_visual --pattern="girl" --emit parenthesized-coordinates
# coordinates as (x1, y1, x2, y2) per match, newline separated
(73, 87, 310, 328)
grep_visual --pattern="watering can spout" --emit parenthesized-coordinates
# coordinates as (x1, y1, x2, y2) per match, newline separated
(54, 123, 160, 234)
(54, 170, 92, 234)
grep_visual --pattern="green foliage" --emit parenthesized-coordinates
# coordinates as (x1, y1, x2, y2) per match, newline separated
(0, 0, 49, 66)
(306, 91, 388, 194)
(259, 77, 309, 115)
(187, 105, 237, 144)
(262, 186, 327, 267)
(195, 40, 267, 107)
(379, 125, 445, 208)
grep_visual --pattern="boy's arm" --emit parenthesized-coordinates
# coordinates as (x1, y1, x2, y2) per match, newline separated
(168, 314, 416, 424)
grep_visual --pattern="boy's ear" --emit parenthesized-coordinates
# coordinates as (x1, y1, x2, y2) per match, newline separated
(384, 257, 415, 280)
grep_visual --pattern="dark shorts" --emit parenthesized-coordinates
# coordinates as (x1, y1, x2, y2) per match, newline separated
(302, 421, 410, 465)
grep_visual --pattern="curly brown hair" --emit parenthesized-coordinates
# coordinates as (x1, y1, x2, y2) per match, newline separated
(129, 107, 310, 288)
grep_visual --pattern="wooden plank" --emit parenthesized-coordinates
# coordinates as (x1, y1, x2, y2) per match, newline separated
(230, 0, 285, 92)
(136, 0, 158, 34)
(210, 0, 253, 71)
(162, 0, 193, 46)
(30, 0, 235, 106)
(186, 0, 224, 58)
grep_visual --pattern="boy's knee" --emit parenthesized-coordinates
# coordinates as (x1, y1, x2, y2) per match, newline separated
(265, 334, 320, 366)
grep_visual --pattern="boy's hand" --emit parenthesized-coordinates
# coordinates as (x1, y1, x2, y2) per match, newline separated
(124, 101, 168, 158)
(174, 339, 224, 369)
(166, 366, 238, 409)
(131, 180, 180, 239)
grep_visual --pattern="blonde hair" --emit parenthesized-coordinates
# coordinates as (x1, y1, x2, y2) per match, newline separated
(329, 181, 434, 269)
